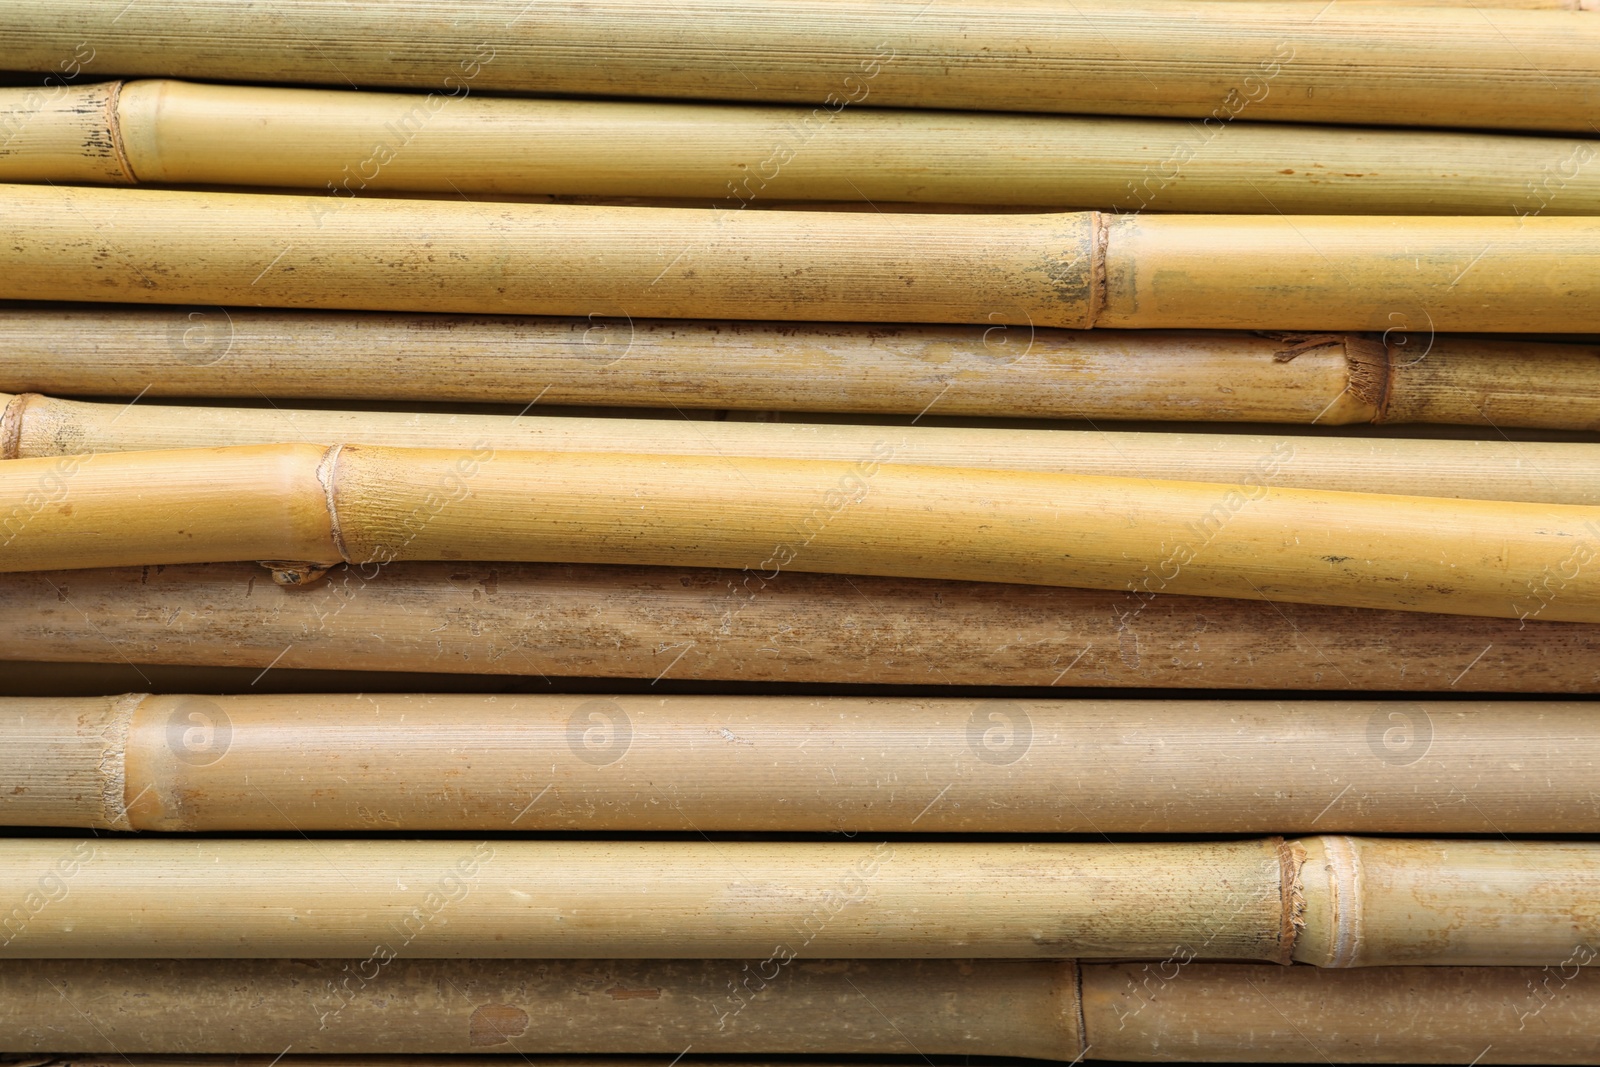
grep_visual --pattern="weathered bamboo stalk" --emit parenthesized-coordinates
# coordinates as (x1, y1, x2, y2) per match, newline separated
(8, 393, 1600, 504)
(4, 308, 1595, 428)
(1, 1, 1596, 132)
(6, 960, 1599, 1061)
(1, 836, 1596, 965)
(6, 693, 1598, 834)
(4, 185, 1598, 331)
(4, 441, 1599, 621)
(5, 80, 1600, 215)
(2, 561, 1594, 690)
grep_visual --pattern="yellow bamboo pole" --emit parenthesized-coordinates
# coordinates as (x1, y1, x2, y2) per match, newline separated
(4, 185, 1599, 332)
(0, 836, 1596, 965)
(6, 692, 1598, 834)
(4, 959, 1599, 1061)
(2, 561, 1591, 690)
(4, 442, 1600, 621)
(6, 80, 1600, 215)
(1, 1, 1595, 132)
(0, 837, 1295, 960)
(9, 393, 1600, 504)
(5, 308, 1596, 428)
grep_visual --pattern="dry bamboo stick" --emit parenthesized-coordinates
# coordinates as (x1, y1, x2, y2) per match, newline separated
(9, 393, 1600, 504)
(7, 693, 1599, 834)
(6, 80, 1600, 215)
(4, 185, 1599, 332)
(5, 308, 1597, 429)
(1, 836, 1596, 965)
(6, 959, 1600, 1061)
(4, 441, 1600, 622)
(2, 561, 1593, 691)
(1, 1, 1596, 132)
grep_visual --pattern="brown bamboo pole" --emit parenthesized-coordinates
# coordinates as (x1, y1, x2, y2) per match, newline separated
(5, 441, 1600, 621)
(1, 836, 1597, 964)
(9, 966, 1600, 1062)
(6, 80, 1600, 215)
(2, 561, 1593, 690)
(2, 1, 1596, 132)
(6, 693, 1599, 834)
(0, 837, 1295, 960)
(7, 959, 1600, 1061)
(4, 185, 1599, 332)
(10, 393, 1600, 504)
(5, 307, 1598, 429)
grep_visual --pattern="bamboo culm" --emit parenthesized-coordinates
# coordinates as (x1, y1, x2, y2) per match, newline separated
(3, 308, 1595, 428)
(2, 836, 1598, 966)
(0, 1, 1596, 132)
(4, 185, 1600, 332)
(7, 693, 1599, 834)
(5, 79, 1600, 215)
(9, 393, 1600, 504)
(4, 441, 1600, 622)
(4, 959, 1600, 1062)
(2, 561, 1593, 691)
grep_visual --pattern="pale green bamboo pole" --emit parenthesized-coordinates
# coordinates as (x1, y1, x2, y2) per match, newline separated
(4, 79, 1599, 214)
(0, 1, 1595, 131)
(7, 392, 1600, 504)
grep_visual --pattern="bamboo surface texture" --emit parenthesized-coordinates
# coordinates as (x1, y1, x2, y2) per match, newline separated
(1, 2, 1596, 132)
(10, 393, 1600, 503)
(3, 561, 1595, 690)
(3, 960, 1600, 1061)
(4, 441, 1600, 622)
(6, 693, 1598, 834)
(6, 80, 1600, 215)
(4, 308, 1596, 428)
(4, 186, 1599, 331)
(1, 836, 1597, 965)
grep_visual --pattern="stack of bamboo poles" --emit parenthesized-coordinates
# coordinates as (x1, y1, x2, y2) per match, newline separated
(2, 0, 1600, 1064)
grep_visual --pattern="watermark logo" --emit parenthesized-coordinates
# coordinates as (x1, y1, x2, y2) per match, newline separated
(166, 306, 235, 367)
(967, 700, 1033, 765)
(165, 697, 232, 766)
(1365, 702, 1433, 767)
(567, 699, 633, 766)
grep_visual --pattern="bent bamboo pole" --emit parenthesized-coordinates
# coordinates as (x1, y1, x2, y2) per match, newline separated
(4, 185, 1599, 332)
(8, 692, 1600, 834)
(10, 393, 1600, 505)
(1, 1, 1597, 132)
(3, 561, 1594, 691)
(4, 961, 1600, 1062)
(5, 441, 1600, 622)
(5, 308, 1597, 428)
(7, 80, 1600, 215)
(1, 836, 1597, 965)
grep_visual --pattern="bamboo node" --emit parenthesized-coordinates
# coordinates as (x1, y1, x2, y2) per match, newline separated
(101, 80, 135, 185)
(1344, 337, 1392, 421)
(0, 392, 34, 460)
(316, 443, 350, 564)
(1320, 835, 1365, 968)
(1087, 212, 1108, 329)
(1278, 837, 1308, 964)
(258, 560, 334, 586)
(97, 693, 143, 832)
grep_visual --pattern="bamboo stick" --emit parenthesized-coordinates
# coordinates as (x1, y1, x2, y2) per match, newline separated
(2, 561, 1593, 691)
(9, 393, 1600, 504)
(5, 441, 1600, 621)
(5, 308, 1597, 428)
(6, 959, 1600, 1061)
(7, 693, 1599, 834)
(1, 836, 1596, 964)
(6, 80, 1600, 215)
(4, 185, 1599, 332)
(1, 1, 1596, 132)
